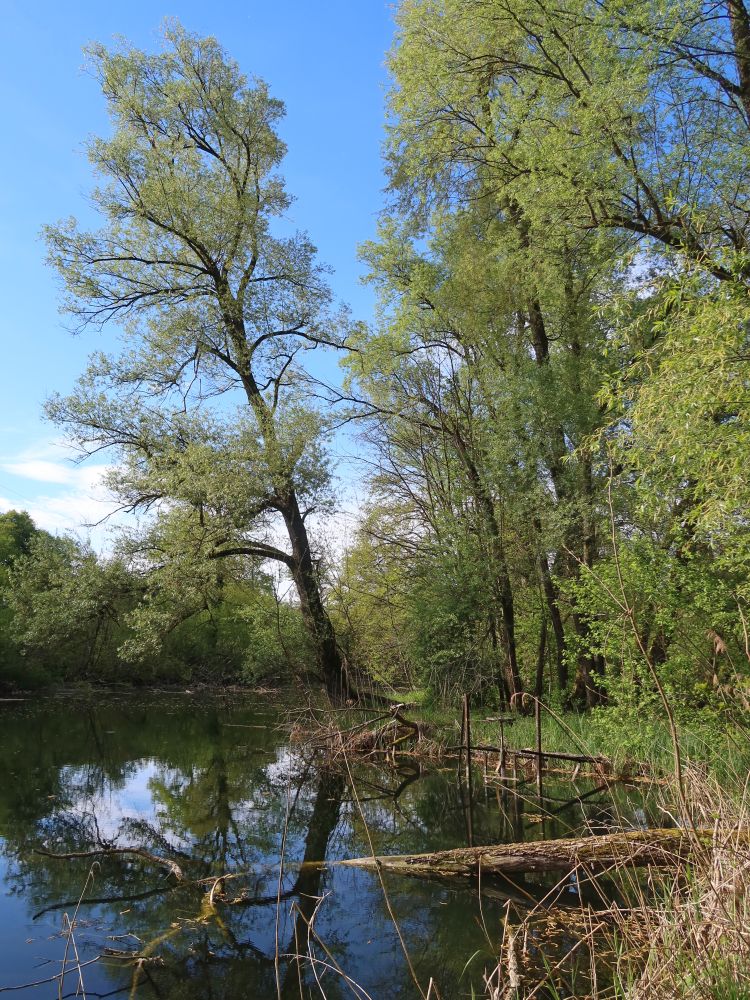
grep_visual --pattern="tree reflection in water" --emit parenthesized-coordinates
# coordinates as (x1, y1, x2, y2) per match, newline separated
(0, 695, 656, 998)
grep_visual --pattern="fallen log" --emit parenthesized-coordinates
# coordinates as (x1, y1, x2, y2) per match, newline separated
(339, 829, 720, 879)
(34, 846, 184, 881)
(446, 744, 609, 765)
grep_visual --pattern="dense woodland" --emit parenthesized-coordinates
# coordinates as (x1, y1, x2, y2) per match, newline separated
(2, 3, 750, 726)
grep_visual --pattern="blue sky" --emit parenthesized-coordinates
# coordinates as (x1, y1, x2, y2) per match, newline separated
(0, 0, 394, 545)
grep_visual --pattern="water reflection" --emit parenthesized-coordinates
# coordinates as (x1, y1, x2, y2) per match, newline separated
(0, 695, 660, 998)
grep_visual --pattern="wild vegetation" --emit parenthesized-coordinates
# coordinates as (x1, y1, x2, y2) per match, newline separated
(332, 0, 750, 723)
(0, 508, 311, 689)
(1, 6, 750, 995)
(3, 4, 749, 720)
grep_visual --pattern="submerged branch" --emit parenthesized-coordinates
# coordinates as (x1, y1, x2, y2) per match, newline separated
(34, 846, 184, 881)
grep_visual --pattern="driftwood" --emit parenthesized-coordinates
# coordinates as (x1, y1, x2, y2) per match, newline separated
(448, 744, 609, 766)
(34, 846, 184, 881)
(293, 704, 432, 758)
(340, 829, 717, 879)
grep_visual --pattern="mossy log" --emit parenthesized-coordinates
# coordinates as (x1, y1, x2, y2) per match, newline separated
(340, 829, 715, 879)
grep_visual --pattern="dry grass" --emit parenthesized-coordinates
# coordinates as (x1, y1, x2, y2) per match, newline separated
(288, 707, 441, 761)
(482, 767, 750, 1000)
(620, 770, 750, 1000)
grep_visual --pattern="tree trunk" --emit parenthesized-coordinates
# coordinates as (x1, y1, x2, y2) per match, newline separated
(569, 612, 607, 708)
(729, 0, 750, 121)
(534, 619, 547, 701)
(281, 494, 350, 701)
(454, 437, 524, 704)
(340, 828, 714, 879)
(489, 616, 510, 709)
(525, 298, 605, 706)
(533, 518, 567, 691)
(231, 310, 350, 701)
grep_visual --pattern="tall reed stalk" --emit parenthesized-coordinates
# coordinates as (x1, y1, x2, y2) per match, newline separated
(483, 766, 750, 1000)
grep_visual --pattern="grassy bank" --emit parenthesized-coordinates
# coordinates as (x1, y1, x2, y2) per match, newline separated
(393, 693, 750, 785)
(300, 694, 750, 997)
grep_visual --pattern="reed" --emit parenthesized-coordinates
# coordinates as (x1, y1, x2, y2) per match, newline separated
(482, 765, 750, 999)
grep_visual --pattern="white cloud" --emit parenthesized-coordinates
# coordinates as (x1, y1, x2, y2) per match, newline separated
(0, 439, 367, 560)
(0, 438, 123, 550)
(3, 459, 97, 487)
(0, 490, 123, 551)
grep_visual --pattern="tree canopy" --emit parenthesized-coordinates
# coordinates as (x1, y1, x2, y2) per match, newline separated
(5, 6, 745, 719)
(43, 23, 351, 697)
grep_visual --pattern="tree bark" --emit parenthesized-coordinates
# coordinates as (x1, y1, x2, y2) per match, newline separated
(340, 828, 714, 879)
(729, 0, 750, 121)
(454, 436, 524, 704)
(281, 494, 350, 700)
(533, 518, 567, 691)
(226, 306, 350, 702)
(534, 619, 547, 701)
(524, 295, 604, 705)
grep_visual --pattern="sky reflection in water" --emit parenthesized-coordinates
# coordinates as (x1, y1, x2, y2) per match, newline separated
(0, 694, 659, 998)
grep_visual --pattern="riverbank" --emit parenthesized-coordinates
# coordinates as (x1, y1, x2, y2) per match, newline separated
(290, 691, 750, 787)
(479, 765, 750, 1000)
(7, 678, 749, 785)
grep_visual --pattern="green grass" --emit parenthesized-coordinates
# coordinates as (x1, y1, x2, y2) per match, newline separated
(395, 690, 750, 784)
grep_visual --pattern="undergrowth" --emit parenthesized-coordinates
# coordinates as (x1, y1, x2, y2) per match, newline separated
(395, 691, 750, 784)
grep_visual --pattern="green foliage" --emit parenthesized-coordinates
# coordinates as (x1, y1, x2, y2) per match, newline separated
(6, 532, 129, 682)
(0, 510, 36, 566)
(604, 275, 750, 557)
(0, 512, 58, 688)
(406, 544, 497, 699)
(337, 0, 750, 717)
(43, 21, 342, 533)
(331, 517, 414, 687)
(565, 531, 750, 711)
(148, 585, 313, 684)
(388, 0, 750, 279)
(0, 510, 307, 690)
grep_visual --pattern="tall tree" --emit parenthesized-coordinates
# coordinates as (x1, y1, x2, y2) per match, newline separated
(388, 0, 750, 286)
(346, 194, 616, 703)
(44, 24, 350, 697)
(373, 0, 750, 708)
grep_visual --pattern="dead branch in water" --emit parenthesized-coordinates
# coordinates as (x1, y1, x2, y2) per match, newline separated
(340, 828, 740, 879)
(34, 846, 184, 881)
(290, 703, 435, 760)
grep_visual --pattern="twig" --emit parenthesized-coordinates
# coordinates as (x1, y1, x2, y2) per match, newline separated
(340, 751, 427, 999)
(35, 847, 184, 882)
(0, 958, 101, 993)
(59, 864, 98, 1000)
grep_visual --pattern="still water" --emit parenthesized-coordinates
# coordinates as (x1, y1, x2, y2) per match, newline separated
(0, 694, 657, 998)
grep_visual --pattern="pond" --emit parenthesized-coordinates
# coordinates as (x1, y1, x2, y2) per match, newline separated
(0, 694, 661, 998)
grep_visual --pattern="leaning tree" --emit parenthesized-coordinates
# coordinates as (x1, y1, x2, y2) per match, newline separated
(44, 24, 351, 697)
